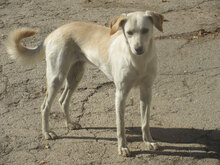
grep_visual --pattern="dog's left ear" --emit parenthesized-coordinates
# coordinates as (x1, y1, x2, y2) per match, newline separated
(146, 11, 164, 32)
(109, 14, 127, 35)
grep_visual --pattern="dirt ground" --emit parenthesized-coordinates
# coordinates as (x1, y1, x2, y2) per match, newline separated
(0, 0, 220, 164)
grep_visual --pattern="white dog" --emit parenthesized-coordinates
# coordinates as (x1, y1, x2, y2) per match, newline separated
(6, 10, 163, 156)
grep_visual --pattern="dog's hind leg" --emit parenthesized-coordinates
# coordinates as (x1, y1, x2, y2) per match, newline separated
(59, 61, 85, 130)
(41, 48, 73, 140)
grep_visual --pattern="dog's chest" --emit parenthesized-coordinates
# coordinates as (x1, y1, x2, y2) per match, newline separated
(113, 59, 153, 86)
(128, 64, 150, 85)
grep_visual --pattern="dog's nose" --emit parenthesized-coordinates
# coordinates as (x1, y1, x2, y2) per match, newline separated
(135, 46, 144, 55)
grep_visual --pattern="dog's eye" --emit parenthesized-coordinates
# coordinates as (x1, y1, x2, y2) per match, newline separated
(127, 31, 133, 35)
(141, 28, 149, 34)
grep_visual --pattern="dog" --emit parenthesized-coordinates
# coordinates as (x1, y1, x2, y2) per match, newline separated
(6, 10, 163, 157)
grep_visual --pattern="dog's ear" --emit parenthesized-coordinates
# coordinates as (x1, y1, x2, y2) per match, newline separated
(109, 14, 127, 35)
(146, 11, 164, 32)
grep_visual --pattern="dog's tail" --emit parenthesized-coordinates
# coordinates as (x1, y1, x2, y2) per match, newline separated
(6, 28, 45, 65)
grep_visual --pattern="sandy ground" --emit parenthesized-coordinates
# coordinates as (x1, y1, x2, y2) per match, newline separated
(0, 0, 220, 164)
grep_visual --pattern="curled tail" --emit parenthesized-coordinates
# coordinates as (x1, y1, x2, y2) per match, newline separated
(6, 28, 45, 65)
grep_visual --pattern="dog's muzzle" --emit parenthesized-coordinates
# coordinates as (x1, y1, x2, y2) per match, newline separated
(134, 46, 144, 55)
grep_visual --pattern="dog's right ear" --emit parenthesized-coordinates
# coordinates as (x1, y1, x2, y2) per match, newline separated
(109, 14, 127, 35)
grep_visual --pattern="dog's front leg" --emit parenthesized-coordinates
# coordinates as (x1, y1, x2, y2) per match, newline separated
(140, 85, 159, 150)
(115, 84, 131, 157)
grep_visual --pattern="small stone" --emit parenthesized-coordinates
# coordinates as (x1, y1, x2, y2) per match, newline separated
(44, 145, 50, 149)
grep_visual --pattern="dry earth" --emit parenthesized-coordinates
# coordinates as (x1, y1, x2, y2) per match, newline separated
(0, 0, 220, 164)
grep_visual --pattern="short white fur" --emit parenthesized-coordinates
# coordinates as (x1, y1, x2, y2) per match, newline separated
(6, 10, 164, 157)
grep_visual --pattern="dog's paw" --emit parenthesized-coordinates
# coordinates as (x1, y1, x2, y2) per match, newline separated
(119, 147, 131, 157)
(67, 122, 82, 130)
(146, 142, 160, 150)
(44, 131, 58, 140)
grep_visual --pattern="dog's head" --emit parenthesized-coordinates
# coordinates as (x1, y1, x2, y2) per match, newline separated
(110, 11, 164, 56)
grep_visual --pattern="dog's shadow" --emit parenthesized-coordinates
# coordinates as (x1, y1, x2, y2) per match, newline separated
(61, 127, 220, 159)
